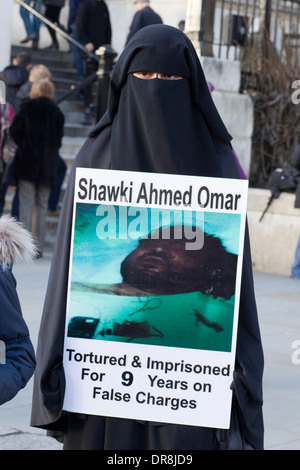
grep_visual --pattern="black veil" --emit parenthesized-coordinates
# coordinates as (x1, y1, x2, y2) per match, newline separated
(31, 25, 263, 450)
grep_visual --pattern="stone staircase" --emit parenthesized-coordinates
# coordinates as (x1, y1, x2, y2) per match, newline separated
(10, 45, 98, 248)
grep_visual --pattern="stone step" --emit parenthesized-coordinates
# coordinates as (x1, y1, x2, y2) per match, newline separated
(53, 76, 79, 92)
(12, 45, 75, 68)
(58, 98, 85, 113)
(53, 75, 98, 90)
(60, 135, 85, 156)
(64, 122, 92, 138)
(50, 66, 79, 80)
(63, 109, 86, 125)
(54, 82, 98, 100)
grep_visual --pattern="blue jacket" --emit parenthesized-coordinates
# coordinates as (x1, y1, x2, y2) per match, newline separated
(0, 266, 36, 405)
(0, 215, 36, 406)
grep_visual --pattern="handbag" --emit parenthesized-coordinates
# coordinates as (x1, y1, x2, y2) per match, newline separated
(1, 132, 17, 186)
(267, 167, 300, 196)
(0, 104, 17, 186)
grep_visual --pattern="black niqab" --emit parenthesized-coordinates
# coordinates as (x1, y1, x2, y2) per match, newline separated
(91, 25, 235, 177)
(31, 25, 264, 450)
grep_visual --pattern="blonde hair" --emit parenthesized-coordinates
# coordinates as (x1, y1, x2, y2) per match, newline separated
(29, 64, 52, 83)
(30, 78, 55, 100)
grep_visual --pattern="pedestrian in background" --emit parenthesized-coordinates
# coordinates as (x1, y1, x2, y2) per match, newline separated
(20, 0, 43, 50)
(0, 51, 32, 113)
(76, 0, 112, 121)
(17, 64, 52, 107)
(0, 213, 36, 406)
(68, 0, 85, 81)
(125, 0, 162, 45)
(15, 64, 66, 218)
(13, 65, 66, 219)
(290, 144, 300, 278)
(31, 25, 264, 450)
(43, 0, 66, 50)
(9, 79, 64, 257)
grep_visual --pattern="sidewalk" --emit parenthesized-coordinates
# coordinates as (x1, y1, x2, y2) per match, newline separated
(0, 250, 299, 450)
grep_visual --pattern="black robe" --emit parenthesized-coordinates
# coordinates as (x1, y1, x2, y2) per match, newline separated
(31, 25, 264, 450)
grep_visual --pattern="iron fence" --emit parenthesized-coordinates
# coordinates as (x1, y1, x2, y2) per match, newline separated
(203, 0, 300, 60)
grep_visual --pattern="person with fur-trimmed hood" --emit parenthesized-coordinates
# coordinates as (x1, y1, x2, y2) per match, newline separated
(0, 214, 36, 405)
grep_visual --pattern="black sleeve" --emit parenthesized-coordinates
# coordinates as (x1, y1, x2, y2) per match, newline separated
(125, 11, 143, 45)
(0, 269, 36, 405)
(104, 4, 112, 44)
(9, 109, 26, 146)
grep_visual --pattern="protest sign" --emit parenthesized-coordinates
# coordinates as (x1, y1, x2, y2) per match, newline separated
(62, 168, 248, 429)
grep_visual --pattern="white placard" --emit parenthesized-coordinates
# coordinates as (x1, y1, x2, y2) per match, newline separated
(62, 168, 248, 429)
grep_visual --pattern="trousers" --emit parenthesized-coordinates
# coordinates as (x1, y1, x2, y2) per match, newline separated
(20, 0, 43, 41)
(19, 179, 51, 254)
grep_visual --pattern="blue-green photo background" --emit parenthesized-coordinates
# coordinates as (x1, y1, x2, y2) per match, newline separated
(70, 203, 241, 285)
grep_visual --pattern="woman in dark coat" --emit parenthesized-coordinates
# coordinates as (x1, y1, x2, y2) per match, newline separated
(10, 78, 64, 257)
(76, 0, 112, 113)
(31, 25, 264, 450)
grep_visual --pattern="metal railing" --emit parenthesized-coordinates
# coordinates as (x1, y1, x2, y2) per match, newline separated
(16, 0, 98, 60)
(201, 0, 300, 61)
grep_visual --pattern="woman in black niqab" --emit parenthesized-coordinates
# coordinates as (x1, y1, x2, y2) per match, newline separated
(30, 24, 264, 450)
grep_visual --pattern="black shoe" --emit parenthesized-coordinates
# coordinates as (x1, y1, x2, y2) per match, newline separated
(20, 32, 37, 44)
(44, 43, 59, 50)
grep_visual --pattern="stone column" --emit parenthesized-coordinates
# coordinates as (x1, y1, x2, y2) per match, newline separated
(184, 0, 202, 56)
(184, 0, 216, 57)
(0, 0, 13, 71)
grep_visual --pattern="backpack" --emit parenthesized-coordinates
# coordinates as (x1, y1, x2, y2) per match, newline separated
(267, 167, 300, 197)
(259, 167, 300, 221)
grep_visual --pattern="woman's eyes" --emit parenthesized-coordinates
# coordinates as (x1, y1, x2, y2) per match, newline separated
(159, 73, 183, 81)
(133, 72, 183, 80)
(133, 72, 157, 79)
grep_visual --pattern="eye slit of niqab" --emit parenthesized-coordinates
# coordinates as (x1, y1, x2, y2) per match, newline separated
(132, 72, 183, 80)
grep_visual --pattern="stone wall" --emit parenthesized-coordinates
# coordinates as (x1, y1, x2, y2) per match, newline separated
(0, 0, 13, 71)
(202, 57, 253, 177)
(247, 188, 300, 276)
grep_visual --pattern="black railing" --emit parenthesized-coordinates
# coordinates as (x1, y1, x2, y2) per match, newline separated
(16, 0, 98, 60)
(201, 0, 300, 61)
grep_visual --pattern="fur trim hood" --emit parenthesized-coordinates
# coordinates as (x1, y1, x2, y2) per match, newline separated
(0, 214, 37, 269)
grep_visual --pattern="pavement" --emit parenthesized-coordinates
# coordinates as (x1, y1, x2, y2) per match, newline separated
(0, 249, 299, 451)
